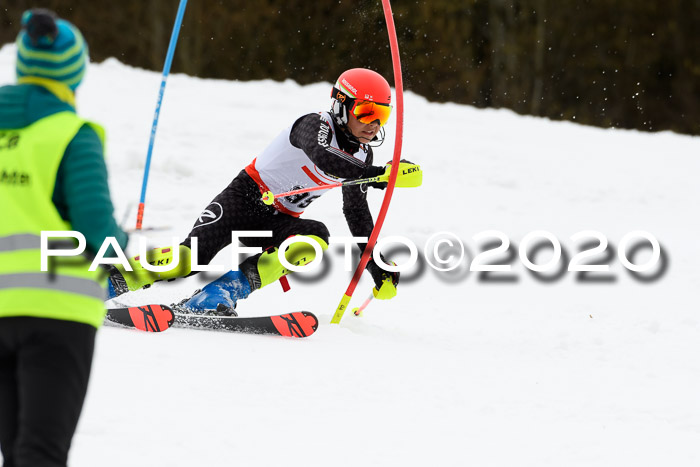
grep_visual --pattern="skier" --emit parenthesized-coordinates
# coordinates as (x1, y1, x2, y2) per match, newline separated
(0, 9, 127, 467)
(108, 68, 414, 313)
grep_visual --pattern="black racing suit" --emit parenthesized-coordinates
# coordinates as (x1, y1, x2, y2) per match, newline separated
(181, 113, 384, 265)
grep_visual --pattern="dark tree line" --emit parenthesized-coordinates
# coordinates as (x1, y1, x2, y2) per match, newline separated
(2, 0, 698, 135)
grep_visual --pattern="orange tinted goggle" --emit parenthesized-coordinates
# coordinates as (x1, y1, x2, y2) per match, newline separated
(351, 100, 392, 126)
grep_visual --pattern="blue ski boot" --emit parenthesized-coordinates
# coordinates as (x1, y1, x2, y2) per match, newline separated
(178, 269, 252, 315)
(178, 235, 328, 315)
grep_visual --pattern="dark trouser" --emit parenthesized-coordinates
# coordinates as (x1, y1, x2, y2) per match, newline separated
(0, 317, 96, 467)
(182, 170, 330, 266)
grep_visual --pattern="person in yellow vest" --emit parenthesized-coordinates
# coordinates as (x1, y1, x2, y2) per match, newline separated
(0, 9, 127, 467)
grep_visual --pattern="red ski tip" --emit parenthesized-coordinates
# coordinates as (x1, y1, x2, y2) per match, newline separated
(270, 312, 318, 338)
(127, 305, 175, 332)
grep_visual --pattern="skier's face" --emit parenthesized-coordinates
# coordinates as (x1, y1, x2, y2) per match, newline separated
(346, 111, 380, 143)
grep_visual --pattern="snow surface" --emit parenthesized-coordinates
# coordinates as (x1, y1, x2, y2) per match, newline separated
(2, 44, 700, 466)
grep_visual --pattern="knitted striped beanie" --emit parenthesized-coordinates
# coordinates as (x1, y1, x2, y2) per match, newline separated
(15, 9, 88, 91)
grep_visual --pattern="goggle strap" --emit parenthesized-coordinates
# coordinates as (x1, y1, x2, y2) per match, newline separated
(331, 87, 353, 104)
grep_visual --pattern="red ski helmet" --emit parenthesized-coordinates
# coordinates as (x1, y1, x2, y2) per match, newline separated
(331, 68, 392, 128)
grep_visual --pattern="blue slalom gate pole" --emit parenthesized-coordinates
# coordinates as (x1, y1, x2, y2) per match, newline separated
(136, 0, 188, 230)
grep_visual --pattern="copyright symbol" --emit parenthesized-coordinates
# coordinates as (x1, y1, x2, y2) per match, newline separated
(424, 232, 465, 272)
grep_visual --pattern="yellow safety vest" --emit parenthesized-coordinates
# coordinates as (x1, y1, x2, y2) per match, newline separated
(0, 110, 107, 328)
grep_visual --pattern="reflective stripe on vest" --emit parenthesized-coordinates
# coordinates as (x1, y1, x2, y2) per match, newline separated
(0, 233, 103, 298)
(0, 273, 104, 299)
(0, 233, 41, 252)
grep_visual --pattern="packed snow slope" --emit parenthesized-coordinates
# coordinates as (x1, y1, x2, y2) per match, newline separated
(2, 45, 700, 466)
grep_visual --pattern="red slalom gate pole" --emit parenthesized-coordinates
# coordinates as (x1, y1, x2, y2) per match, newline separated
(331, 0, 404, 324)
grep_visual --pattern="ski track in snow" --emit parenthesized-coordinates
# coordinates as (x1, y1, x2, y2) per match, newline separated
(2, 45, 700, 466)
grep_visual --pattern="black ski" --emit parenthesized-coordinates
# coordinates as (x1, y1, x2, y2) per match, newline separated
(106, 304, 318, 338)
(105, 304, 175, 332)
(172, 310, 318, 338)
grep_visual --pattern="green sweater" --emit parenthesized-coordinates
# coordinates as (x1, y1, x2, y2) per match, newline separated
(0, 83, 127, 254)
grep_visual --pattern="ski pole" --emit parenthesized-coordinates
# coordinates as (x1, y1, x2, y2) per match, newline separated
(261, 163, 421, 205)
(261, 174, 385, 205)
(135, 0, 188, 230)
(352, 294, 374, 317)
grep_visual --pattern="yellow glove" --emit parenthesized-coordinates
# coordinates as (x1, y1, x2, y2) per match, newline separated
(383, 160, 422, 188)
